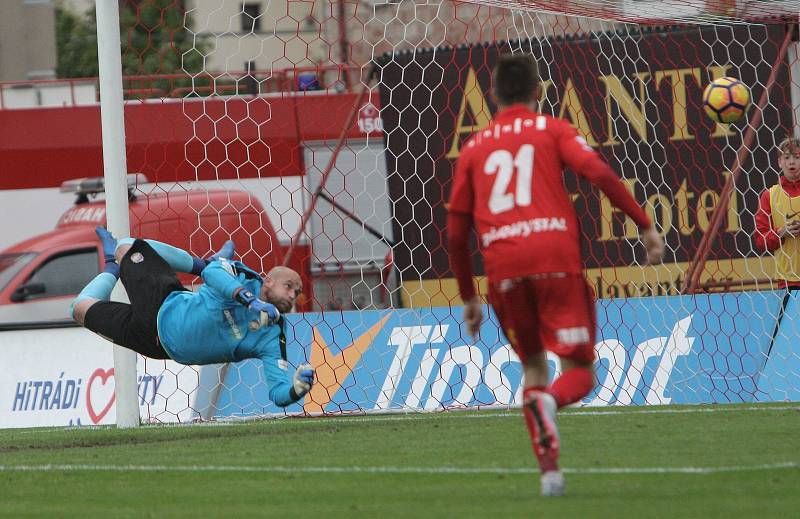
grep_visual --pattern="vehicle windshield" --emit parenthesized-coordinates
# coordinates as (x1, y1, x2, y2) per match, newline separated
(0, 253, 37, 292)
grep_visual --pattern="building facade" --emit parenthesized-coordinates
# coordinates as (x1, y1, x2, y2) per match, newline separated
(0, 0, 57, 82)
(4, 1, 606, 83)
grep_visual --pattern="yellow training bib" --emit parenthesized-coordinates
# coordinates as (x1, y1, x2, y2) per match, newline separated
(769, 184, 800, 282)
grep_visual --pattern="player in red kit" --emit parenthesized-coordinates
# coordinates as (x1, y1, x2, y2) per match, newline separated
(446, 54, 664, 497)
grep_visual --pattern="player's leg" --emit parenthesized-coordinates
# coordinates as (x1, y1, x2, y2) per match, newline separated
(103, 231, 193, 337)
(520, 350, 561, 476)
(552, 356, 595, 407)
(84, 230, 180, 358)
(73, 234, 171, 358)
(97, 226, 234, 276)
(518, 352, 559, 469)
(116, 237, 234, 275)
(71, 268, 118, 325)
(71, 231, 122, 324)
(81, 299, 171, 358)
(527, 274, 597, 496)
(489, 279, 561, 495)
(521, 358, 559, 453)
(538, 275, 597, 409)
(520, 350, 562, 497)
(113, 239, 193, 359)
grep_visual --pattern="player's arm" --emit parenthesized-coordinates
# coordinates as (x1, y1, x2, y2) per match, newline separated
(202, 260, 280, 324)
(753, 189, 798, 251)
(446, 143, 483, 338)
(447, 212, 476, 300)
(579, 158, 663, 264)
(448, 212, 483, 339)
(201, 259, 248, 299)
(558, 124, 663, 264)
(754, 189, 780, 252)
(259, 345, 314, 407)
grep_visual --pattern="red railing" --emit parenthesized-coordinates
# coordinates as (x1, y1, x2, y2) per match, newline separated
(0, 65, 362, 109)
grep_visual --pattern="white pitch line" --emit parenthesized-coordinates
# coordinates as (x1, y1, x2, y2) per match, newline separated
(560, 404, 800, 417)
(0, 462, 797, 476)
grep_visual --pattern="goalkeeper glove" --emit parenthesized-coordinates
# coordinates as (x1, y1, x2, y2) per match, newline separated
(292, 363, 315, 396)
(234, 289, 281, 326)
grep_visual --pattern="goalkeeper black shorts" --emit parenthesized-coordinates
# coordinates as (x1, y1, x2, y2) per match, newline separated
(83, 239, 188, 359)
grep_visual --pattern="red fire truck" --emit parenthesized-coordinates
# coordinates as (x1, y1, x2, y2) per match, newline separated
(0, 175, 286, 327)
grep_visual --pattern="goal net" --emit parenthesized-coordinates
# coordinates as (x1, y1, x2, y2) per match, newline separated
(111, 0, 800, 422)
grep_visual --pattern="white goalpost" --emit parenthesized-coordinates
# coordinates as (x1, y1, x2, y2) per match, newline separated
(91, 0, 800, 426)
(95, 0, 138, 428)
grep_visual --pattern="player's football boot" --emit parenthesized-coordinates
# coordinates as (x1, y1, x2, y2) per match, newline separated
(540, 470, 565, 497)
(95, 226, 118, 264)
(525, 391, 561, 464)
(209, 240, 235, 261)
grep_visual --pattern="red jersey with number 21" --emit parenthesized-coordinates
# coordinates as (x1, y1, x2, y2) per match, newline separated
(448, 107, 604, 281)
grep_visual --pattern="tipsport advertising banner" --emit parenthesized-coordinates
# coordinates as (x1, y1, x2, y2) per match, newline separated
(757, 290, 800, 401)
(375, 24, 793, 302)
(4, 291, 797, 428)
(214, 290, 799, 417)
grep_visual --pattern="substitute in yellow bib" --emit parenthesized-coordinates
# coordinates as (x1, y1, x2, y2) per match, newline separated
(755, 137, 800, 288)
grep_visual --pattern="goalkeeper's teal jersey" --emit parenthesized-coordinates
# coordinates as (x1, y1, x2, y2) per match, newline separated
(155, 259, 296, 407)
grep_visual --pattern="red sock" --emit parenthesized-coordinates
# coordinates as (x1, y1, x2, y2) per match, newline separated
(521, 386, 558, 473)
(548, 367, 594, 408)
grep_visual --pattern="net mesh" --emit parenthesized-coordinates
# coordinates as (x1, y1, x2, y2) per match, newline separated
(112, 0, 800, 422)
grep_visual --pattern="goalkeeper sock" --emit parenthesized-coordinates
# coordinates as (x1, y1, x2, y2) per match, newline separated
(74, 272, 117, 304)
(103, 261, 120, 277)
(143, 239, 195, 273)
(117, 238, 195, 274)
(71, 272, 118, 320)
(547, 367, 594, 408)
(118, 238, 218, 275)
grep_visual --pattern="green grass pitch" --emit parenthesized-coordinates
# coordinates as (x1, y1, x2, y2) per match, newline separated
(1, 403, 798, 518)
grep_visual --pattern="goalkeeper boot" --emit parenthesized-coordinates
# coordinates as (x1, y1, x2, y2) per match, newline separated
(540, 470, 565, 497)
(525, 391, 561, 467)
(95, 226, 118, 264)
(209, 240, 235, 261)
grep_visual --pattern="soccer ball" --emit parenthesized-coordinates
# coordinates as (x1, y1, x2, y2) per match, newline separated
(702, 77, 750, 124)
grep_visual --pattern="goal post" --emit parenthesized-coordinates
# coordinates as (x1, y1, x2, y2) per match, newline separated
(95, 0, 138, 428)
(87, 0, 800, 424)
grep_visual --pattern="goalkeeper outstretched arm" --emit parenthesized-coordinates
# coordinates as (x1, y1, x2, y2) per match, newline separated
(258, 344, 315, 406)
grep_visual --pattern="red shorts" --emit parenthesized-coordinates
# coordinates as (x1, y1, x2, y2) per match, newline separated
(487, 273, 596, 364)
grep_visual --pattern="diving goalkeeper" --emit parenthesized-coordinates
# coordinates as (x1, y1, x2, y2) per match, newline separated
(71, 228, 315, 407)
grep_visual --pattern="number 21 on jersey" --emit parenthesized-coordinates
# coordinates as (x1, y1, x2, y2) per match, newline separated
(483, 144, 534, 215)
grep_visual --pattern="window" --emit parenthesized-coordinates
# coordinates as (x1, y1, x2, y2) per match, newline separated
(242, 3, 262, 32)
(25, 250, 98, 300)
(0, 253, 37, 292)
(243, 61, 259, 94)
